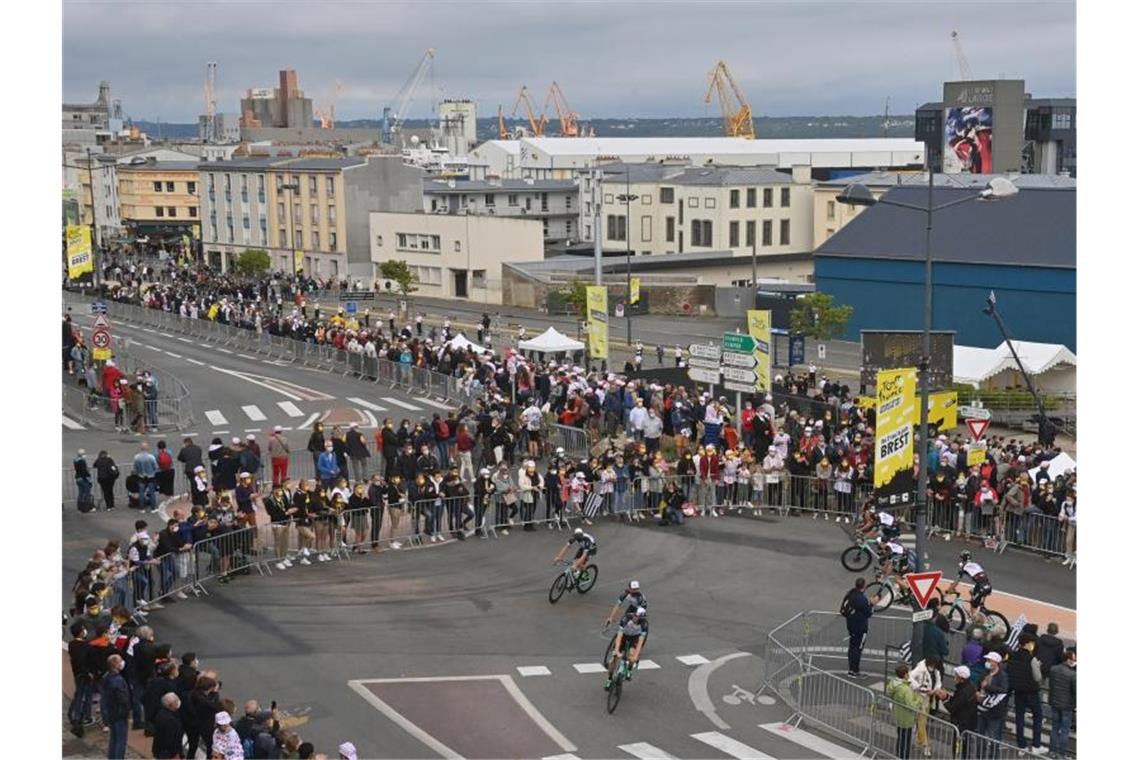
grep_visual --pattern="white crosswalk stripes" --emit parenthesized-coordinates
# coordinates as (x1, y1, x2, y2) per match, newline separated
(416, 397, 455, 410)
(205, 410, 228, 426)
(541, 754, 581, 760)
(242, 405, 267, 421)
(62, 415, 84, 430)
(676, 654, 710, 666)
(348, 397, 388, 412)
(277, 401, 304, 418)
(618, 743, 678, 759)
(380, 396, 420, 410)
(636, 659, 660, 670)
(516, 666, 551, 677)
(759, 723, 864, 759)
(690, 732, 777, 759)
(572, 663, 606, 674)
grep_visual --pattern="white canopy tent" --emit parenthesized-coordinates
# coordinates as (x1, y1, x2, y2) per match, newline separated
(1028, 451, 1077, 480)
(953, 340, 1076, 394)
(518, 326, 585, 353)
(446, 333, 486, 353)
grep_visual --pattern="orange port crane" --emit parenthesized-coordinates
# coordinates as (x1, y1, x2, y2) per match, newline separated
(543, 81, 581, 137)
(512, 85, 548, 137)
(704, 60, 755, 139)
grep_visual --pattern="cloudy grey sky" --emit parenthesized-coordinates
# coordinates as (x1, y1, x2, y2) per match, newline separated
(63, 0, 1075, 123)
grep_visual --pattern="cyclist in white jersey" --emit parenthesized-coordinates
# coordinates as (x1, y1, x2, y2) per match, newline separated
(952, 550, 993, 611)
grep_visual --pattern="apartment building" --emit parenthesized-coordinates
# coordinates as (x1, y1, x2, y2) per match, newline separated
(199, 158, 274, 271)
(422, 178, 579, 241)
(116, 160, 201, 246)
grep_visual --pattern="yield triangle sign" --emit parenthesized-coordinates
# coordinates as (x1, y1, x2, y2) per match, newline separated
(966, 418, 991, 442)
(905, 571, 943, 609)
(93, 314, 111, 330)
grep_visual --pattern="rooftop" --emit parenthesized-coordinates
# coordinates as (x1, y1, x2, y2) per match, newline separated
(511, 249, 811, 276)
(818, 171, 1076, 189)
(815, 186, 1075, 268)
(599, 164, 793, 186)
(274, 157, 369, 170)
(117, 160, 201, 172)
(519, 136, 925, 157)
(423, 178, 577, 193)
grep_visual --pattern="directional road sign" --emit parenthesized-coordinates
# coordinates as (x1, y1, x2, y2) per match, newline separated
(904, 571, 943, 609)
(687, 356, 722, 370)
(687, 367, 721, 385)
(722, 333, 755, 353)
(688, 344, 722, 361)
(721, 352, 758, 369)
(723, 381, 756, 393)
(721, 366, 758, 384)
(960, 405, 992, 420)
(345, 301, 358, 315)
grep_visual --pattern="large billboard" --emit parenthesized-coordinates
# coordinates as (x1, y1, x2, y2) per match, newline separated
(874, 367, 917, 509)
(860, 330, 955, 392)
(944, 106, 993, 174)
(66, 225, 94, 280)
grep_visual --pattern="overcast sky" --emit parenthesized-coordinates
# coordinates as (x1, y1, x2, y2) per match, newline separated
(62, 0, 1076, 123)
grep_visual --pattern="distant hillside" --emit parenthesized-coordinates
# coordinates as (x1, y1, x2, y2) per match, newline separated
(133, 115, 915, 143)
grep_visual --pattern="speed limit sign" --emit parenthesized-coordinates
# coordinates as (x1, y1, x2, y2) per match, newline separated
(91, 328, 111, 349)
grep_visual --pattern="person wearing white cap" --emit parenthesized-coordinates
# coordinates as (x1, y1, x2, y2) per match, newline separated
(338, 741, 358, 760)
(937, 665, 979, 744)
(605, 580, 647, 627)
(211, 710, 243, 760)
(977, 651, 1011, 749)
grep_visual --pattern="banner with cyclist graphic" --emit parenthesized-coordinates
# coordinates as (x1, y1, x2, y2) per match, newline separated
(586, 286, 609, 361)
(874, 367, 917, 508)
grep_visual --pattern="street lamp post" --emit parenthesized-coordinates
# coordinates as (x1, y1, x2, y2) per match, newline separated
(617, 167, 637, 348)
(837, 171, 1019, 665)
(282, 180, 301, 276)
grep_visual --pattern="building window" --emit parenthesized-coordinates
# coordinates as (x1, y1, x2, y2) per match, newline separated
(330, 231, 337, 249)
(243, 216, 250, 230)
(565, 195, 573, 209)
(167, 206, 177, 217)
(827, 200, 836, 220)
(312, 231, 320, 249)
(826, 227, 835, 238)
(277, 202, 285, 220)
(660, 187, 674, 204)
(293, 204, 301, 224)
(691, 219, 701, 246)
(397, 233, 407, 248)
(485, 193, 496, 207)
(606, 214, 627, 241)
(472, 269, 487, 288)
(454, 240, 461, 252)
(729, 221, 739, 247)
(279, 228, 286, 244)
(166, 181, 175, 192)
(762, 219, 772, 246)
(747, 188, 757, 208)
(275, 175, 283, 190)
(187, 181, 197, 195)
(641, 215, 652, 242)
(208, 175, 215, 190)
(326, 176, 334, 196)
(155, 206, 164, 217)
(746, 220, 756, 246)
(730, 189, 740, 209)
(189, 206, 198, 218)
(260, 219, 267, 239)
(781, 188, 791, 207)
(640, 194, 651, 205)
(702, 220, 712, 246)
(666, 216, 675, 242)
(259, 176, 265, 193)
(241, 189, 249, 203)
(1052, 111, 1072, 130)
(153, 181, 162, 192)
(704, 197, 716, 209)
(226, 224, 234, 242)
(310, 205, 319, 224)
(604, 193, 614, 204)
(508, 194, 518, 207)
(780, 218, 790, 245)
(308, 176, 317, 194)
(687, 197, 698, 208)
(328, 205, 336, 223)
(763, 188, 772, 208)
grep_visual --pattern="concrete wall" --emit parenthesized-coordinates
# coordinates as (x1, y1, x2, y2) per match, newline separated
(344, 158, 426, 267)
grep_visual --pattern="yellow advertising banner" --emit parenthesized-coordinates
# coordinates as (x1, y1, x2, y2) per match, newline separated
(630, 276, 641, 305)
(66, 225, 94, 280)
(746, 309, 772, 392)
(858, 390, 957, 431)
(967, 444, 986, 467)
(586, 286, 609, 361)
(874, 367, 917, 507)
(294, 249, 304, 272)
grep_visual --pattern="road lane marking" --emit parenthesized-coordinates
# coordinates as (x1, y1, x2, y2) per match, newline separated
(145, 345, 161, 351)
(277, 401, 304, 417)
(176, 337, 193, 343)
(242, 405, 267, 421)
(638, 659, 660, 670)
(245, 428, 261, 433)
(216, 348, 234, 354)
(381, 396, 421, 410)
(572, 663, 606, 674)
(348, 397, 387, 411)
(205, 410, 228, 426)
(298, 413, 319, 430)
(239, 354, 258, 360)
(212, 430, 229, 435)
(542, 755, 582, 760)
(346, 680, 462, 759)
(159, 333, 174, 338)
(691, 731, 777, 759)
(618, 743, 678, 759)
(186, 358, 206, 366)
(688, 652, 753, 730)
(199, 343, 212, 348)
(62, 415, 84, 430)
(362, 409, 379, 429)
(164, 352, 183, 359)
(141, 328, 157, 334)
(516, 666, 551, 677)
(677, 655, 710, 666)
(759, 723, 864, 759)
(209, 365, 333, 402)
(417, 397, 454, 410)
(208, 366, 301, 401)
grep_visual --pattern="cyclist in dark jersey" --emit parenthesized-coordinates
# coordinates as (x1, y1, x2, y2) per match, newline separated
(552, 527, 597, 582)
(606, 607, 648, 689)
(605, 580, 647, 627)
(953, 550, 993, 611)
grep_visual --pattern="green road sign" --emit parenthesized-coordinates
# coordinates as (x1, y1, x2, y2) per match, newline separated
(722, 333, 756, 353)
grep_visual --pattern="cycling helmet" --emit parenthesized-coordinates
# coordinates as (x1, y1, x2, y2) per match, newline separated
(635, 606, 647, 618)
(960, 550, 972, 562)
(574, 527, 583, 536)
(629, 580, 640, 591)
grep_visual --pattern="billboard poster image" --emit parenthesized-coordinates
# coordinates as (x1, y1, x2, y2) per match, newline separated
(944, 106, 993, 174)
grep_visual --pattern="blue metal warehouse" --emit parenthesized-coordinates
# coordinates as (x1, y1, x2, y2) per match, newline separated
(813, 184, 1075, 350)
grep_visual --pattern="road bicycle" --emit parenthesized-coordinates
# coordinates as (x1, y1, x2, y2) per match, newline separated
(605, 648, 636, 713)
(939, 589, 1010, 640)
(841, 531, 882, 572)
(548, 559, 598, 604)
(864, 568, 942, 612)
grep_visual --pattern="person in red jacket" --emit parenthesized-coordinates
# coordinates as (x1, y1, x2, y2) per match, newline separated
(698, 444, 721, 517)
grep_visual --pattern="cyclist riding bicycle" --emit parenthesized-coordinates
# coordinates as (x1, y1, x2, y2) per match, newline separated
(858, 504, 902, 543)
(605, 580, 648, 627)
(607, 606, 648, 689)
(952, 550, 993, 612)
(553, 527, 597, 582)
(876, 537, 916, 582)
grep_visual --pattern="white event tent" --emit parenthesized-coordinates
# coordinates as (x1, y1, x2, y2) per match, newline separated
(953, 341, 1076, 394)
(518, 326, 585, 354)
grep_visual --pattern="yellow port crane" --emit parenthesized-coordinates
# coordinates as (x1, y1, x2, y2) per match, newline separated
(543, 81, 581, 137)
(512, 85, 548, 137)
(704, 60, 755, 139)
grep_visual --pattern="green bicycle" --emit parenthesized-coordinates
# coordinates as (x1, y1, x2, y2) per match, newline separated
(605, 648, 636, 713)
(939, 589, 1010, 640)
(549, 560, 599, 604)
(865, 568, 942, 612)
(841, 531, 883, 572)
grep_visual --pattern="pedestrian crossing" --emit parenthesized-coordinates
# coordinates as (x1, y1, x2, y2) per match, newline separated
(542, 724, 868, 760)
(193, 393, 456, 436)
(380, 396, 421, 411)
(277, 401, 304, 417)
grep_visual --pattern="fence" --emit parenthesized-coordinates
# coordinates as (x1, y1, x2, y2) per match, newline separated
(925, 499, 1074, 563)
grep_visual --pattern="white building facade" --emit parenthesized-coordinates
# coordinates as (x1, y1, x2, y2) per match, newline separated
(422, 178, 579, 242)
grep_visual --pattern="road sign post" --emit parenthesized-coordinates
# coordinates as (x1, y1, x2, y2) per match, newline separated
(904, 571, 943, 610)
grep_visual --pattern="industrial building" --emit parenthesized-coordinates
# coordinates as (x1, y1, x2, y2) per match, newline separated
(240, 69, 314, 129)
(422, 178, 579, 242)
(63, 81, 123, 147)
(813, 184, 1075, 350)
(914, 80, 1076, 176)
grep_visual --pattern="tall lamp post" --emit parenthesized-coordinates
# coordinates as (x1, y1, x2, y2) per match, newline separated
(617, 167, 637, 347)
(836, 170, 1019, 665)
(282, 180, 301, 275)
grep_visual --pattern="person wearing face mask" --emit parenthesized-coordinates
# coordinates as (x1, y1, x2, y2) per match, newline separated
(1047, 647, 1076, 758)
(317, 441, 340, 491)
(101, 654, 132, 759)
(474, 468, 497, 537)
(976, 651, 1011, 753)
(306, 421, 326, 481)
(378, 418, 400, 478)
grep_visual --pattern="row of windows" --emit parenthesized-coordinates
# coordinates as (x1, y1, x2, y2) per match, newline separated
(209, 223, 337, 250)
(607, 187, 791, 209)
(274, 174, 337, 197)
(608, 215, 792, 247)
(396, 233, 442, 252)
(150, 180, 197, 194)
(153, 206, 198, 218)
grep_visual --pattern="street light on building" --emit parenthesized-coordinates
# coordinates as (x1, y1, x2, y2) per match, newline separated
(836, 170, 1018, 665)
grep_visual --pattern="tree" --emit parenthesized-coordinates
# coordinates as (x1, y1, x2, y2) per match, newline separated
(379, 259, 419, 296)
(233, 248, 271, 277)
(560, 277, 589, 318)
(789, 292, 854, 341)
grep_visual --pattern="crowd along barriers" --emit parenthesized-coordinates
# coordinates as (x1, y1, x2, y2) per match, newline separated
(925, 498, 1074, 565)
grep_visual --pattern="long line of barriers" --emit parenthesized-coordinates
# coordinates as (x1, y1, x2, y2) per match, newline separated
(762, 611, 1075, 759)
(64, 292, 487, 411)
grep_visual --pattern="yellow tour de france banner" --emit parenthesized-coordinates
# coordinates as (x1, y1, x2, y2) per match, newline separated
(66, 225, 94, 280)
(874, 367, 917, 508)
(746, 309, 771, 392)
(630, 276, 641, 305)
(967, 444, 986, 467)
(586, 286, 609, 361)
(294, 249, 304, 272)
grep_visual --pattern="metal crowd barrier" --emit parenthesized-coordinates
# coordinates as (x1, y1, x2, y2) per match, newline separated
(925, 499, 1073, 561)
